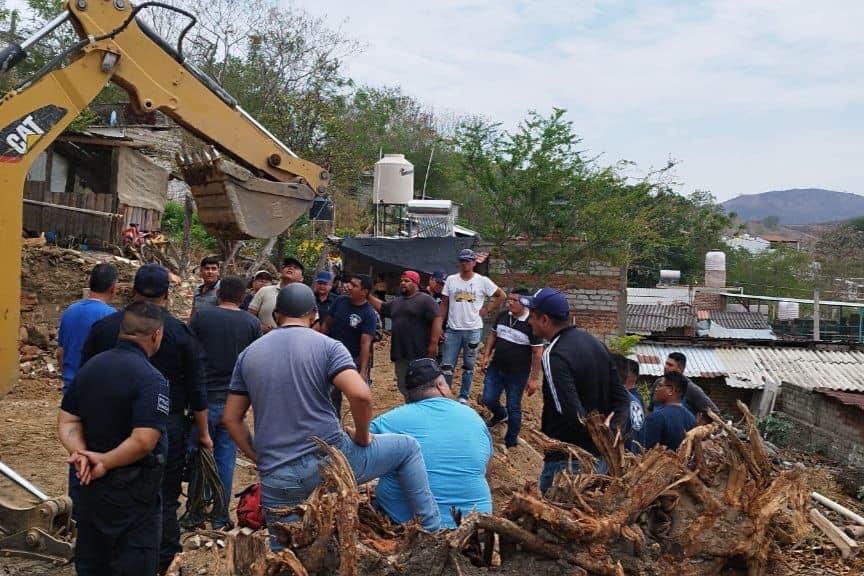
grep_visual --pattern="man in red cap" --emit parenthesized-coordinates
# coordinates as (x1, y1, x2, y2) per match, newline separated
(368, 270, 442, 399)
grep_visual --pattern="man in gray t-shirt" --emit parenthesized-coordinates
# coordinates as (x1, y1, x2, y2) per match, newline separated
(223, 284, 441, 549)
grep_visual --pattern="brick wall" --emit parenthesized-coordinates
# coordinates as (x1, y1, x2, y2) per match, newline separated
(776, 384, 864, 466)
(693, 289, 726, 312)
(697, 378, 753, 416)
(486, 257, 624, 342)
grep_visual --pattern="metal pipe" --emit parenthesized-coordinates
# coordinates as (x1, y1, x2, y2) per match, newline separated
(0, 460, 49, 501)
(237, 106, 298, 159)
(20, 11, 71, 51)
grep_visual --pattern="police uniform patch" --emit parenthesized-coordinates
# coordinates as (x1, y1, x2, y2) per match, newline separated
(157, 393, 170, 415)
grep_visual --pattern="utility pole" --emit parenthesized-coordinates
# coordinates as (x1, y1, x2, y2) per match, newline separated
(813, 289, 821, 342)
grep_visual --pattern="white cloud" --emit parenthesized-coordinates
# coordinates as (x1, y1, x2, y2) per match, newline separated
(291, 0, 864, 200)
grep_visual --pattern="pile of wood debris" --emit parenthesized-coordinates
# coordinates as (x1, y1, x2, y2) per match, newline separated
(223, 402, 818, 576)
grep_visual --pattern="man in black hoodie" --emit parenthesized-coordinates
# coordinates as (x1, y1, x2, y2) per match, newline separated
(523, 288, 631, 493)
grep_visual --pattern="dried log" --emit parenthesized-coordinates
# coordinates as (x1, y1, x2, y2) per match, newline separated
(736, 401, 772, 479)
(226, 528, 268, 576)
(523, 429, 597, 473)
(583, 412, 627, 477)
(706, 409, 766, 484)
(475, 514, 625, 576)
(256, 549, 309, 576)
(312, 437, 360, 576)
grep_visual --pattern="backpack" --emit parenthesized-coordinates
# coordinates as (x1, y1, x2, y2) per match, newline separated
(236, 483, 265, 530)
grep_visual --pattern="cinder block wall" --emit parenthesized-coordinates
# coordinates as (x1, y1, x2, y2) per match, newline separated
(777, 384, 864, 466)
(487, 259, 624, 342)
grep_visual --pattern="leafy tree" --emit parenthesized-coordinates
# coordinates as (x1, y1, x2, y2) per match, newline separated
(452, 109, 730, 280)
(726, 247, 817, 297)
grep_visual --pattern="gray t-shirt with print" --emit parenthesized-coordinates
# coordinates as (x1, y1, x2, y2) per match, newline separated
(229, 326, 355, 475)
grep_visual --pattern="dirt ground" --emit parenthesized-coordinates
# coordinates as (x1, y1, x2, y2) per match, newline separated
(2, 244, 864, 575)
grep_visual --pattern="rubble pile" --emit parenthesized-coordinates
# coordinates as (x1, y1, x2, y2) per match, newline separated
(226, 402, 814, 576)
(18, 243, 198, 381)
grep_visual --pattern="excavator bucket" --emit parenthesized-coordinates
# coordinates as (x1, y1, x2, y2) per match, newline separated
(177, 152, 316, 240)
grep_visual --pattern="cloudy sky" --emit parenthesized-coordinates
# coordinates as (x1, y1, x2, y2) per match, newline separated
(292, 0, 863, 201)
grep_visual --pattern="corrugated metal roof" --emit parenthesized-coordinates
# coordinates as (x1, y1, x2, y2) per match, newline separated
(710, 311, 771, 330)
(814, 389, 864, 412)
(627, 287, 692, 306)
(627, 304, 693, 335)
(706, 325, 776, 340)
(633, 343, 864, 392)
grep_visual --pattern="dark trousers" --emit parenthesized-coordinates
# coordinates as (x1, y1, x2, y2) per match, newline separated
(159, 413, 187, 568)
(75, 469, 162, 576)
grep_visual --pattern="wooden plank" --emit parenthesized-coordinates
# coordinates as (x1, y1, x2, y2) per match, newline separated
(810, 508, 859, 559)
(23, 199, 124, 219)
(813, 492, 864, 527)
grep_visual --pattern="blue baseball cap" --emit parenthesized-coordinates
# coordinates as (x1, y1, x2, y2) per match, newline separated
(520, 288, 569, 321)
(134, 264, 170, 298)
(432, 269, 446, 282)
(458, 248, 477, 262)
(315, 271, 334, 283)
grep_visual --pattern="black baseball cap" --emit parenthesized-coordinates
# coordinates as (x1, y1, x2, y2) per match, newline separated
(134, 264, 170, 298)
(405, 358, 443, 390)
(521, 288, 569, 321)
(282, 256, 305, 272)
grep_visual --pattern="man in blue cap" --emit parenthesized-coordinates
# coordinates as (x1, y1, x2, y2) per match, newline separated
(523, 288, 631, 493)
(312, 270, 338, 326)
(439, 249, 505, 403)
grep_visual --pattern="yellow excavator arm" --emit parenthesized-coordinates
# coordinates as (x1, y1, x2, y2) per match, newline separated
(0, 0, 330, 398)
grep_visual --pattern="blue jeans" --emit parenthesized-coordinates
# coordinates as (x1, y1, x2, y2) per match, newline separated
(481, 366, 528, 447)
(440, 328, 483, 400)
(539, 458, 609, 494)
(260, 432, 441, 551)
(208, 402, 235, 528)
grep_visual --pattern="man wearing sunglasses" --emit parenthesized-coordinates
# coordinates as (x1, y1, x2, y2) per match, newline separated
(639, 371, 695, 451)
(524, 288, 631, 493)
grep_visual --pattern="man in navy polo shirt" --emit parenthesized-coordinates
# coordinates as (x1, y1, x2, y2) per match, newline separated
(81, 264, 211, 572)
(59, 301, 169, 576)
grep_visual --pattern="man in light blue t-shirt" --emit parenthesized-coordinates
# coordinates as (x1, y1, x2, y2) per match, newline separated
(58, 263, 118, 393)
(370, 357, 493, 528)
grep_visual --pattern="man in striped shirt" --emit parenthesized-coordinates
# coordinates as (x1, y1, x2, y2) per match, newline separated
(478, 288, 543, 447)
(523, 288, 631, 493)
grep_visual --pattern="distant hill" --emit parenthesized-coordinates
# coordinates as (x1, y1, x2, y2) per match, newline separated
(722, 188, 864, 225)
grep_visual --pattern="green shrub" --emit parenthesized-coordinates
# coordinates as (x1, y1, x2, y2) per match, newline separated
(161, 200, 217, 250)
(756, 412, 793, 446)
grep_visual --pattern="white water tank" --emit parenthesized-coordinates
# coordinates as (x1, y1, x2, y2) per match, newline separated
(777, 301, 800, 321)
(659, 269, 681, 285)
(373, 154, 414, 204)
(705, 250, 726, 288)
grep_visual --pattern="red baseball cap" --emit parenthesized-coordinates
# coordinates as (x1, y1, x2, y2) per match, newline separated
(401, 270, 420, 285)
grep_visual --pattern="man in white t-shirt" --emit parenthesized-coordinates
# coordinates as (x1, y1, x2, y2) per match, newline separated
(248, 256, 304, 332)
(439, 248, 505, 403)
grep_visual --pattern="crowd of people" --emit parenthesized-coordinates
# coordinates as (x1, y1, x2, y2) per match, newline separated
(55, 248, 718, 575)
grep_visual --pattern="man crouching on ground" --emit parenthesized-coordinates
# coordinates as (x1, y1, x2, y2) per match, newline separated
(222, 283, 441, 549)
(369, 358, 493, 528)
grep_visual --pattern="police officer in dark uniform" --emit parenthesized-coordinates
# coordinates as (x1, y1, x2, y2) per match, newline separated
(81, 264, 212, 571)
(58, 301, 170, 575)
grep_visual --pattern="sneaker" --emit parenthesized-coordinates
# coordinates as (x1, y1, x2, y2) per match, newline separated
(487, 414, 509, 428)
(457, 397, 468, 405)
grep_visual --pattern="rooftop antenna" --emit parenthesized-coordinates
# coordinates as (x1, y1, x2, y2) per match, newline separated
(421, 144, 435, 199)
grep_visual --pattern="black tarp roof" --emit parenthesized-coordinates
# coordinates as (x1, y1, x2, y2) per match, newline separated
(339, 236, 478, 276)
